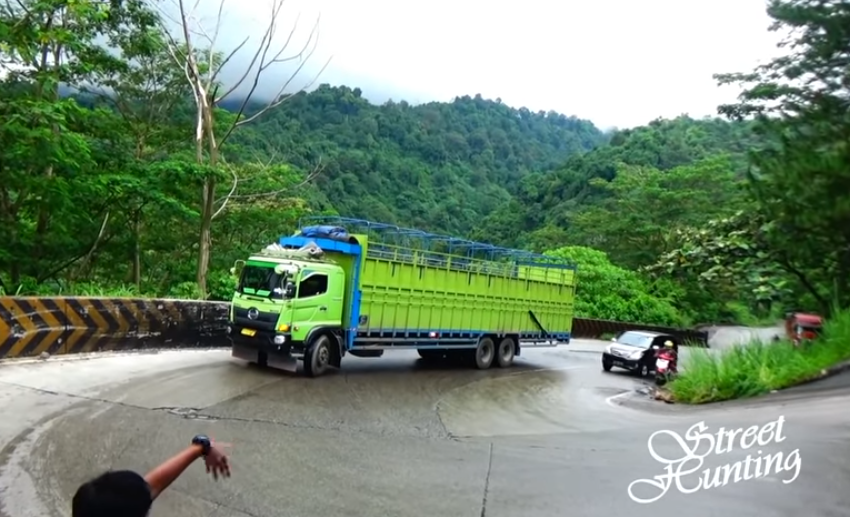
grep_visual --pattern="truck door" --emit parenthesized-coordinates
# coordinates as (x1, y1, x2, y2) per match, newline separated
(291, 269, 344, 337)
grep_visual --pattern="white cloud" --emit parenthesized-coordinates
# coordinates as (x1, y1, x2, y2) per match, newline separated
(160, 0, 784, 129)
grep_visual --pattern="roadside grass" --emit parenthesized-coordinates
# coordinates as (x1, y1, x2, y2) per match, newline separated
(669, 310, 850, 404)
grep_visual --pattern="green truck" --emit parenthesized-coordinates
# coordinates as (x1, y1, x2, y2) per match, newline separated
(227, 217, 577, 377)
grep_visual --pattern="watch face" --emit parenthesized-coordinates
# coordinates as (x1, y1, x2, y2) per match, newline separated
(193, 435, 211, 450)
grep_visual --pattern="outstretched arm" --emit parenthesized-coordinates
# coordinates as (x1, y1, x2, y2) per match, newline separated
(144, 445, 204, 500)
(144, 437, 230, 500)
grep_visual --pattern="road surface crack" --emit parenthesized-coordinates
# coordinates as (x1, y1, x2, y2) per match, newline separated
(171, 487, 263, 517)
(480, 442, 493, 517)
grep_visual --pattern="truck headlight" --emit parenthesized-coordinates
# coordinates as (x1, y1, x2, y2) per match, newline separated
(273, 335, 286, 345)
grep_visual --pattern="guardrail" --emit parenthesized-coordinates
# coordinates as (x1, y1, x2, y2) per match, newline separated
(0, 297, 229, 360)
(0, 296, 708, 360)
(571, 318, 709, 347)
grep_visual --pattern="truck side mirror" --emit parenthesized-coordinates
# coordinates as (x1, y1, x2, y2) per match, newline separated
(284, 282, 295, 298)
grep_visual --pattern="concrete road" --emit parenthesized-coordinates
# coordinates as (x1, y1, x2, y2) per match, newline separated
(0, 338, 847, 517)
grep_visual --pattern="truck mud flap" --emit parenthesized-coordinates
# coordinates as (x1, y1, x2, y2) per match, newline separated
(268, 352, 298, 373)
(232, 344, 258, 363)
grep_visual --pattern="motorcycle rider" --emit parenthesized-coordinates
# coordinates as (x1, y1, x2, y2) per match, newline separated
(655, 340, 678, 382)
(663, 339, 677, 359)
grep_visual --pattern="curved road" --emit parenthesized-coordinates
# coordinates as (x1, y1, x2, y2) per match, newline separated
(0, 333, 847, 517)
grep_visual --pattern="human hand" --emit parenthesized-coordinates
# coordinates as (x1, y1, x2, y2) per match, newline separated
(204, 443, 231, 480)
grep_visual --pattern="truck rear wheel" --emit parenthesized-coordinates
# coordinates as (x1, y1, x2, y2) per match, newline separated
(496, 337, 515, 368)
(474, 337, 495, 369)
(303, 335, 332, 378)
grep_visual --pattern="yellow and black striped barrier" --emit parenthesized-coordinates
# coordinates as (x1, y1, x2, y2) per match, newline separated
(0, 297, 230, 360)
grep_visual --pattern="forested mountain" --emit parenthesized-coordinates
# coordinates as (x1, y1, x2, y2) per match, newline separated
(471, 116, 760, 250)
(230, 85, 605, 233)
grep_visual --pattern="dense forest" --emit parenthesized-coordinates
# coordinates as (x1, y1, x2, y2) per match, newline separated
(1, 0, 849, 329)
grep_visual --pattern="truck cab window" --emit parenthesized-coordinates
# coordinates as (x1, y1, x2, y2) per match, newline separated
(298, 274, 328, 298)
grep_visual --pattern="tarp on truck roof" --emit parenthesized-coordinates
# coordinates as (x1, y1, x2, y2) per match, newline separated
(299, 225, 351, 241)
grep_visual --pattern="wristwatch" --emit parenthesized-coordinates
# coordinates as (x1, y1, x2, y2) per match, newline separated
(192, 434, 212, 456)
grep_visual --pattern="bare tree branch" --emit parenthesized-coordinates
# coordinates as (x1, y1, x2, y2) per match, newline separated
(211, 162, 239, 219)
(212, 0, 286, 102)
(227, 160, 323, 202)
(211, 155, 323, 219)
(219, 21, 330, 143)
(157, 0, 329, 298)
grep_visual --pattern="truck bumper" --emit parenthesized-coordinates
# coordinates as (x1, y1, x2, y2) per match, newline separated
(231, 343, 300, 372)
(227, 324, 305, 357)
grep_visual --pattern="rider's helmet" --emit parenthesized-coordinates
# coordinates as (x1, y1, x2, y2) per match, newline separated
(664, 340, 674, 347)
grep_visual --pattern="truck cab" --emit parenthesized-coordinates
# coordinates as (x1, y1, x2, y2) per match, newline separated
(228, 248, 346, 372)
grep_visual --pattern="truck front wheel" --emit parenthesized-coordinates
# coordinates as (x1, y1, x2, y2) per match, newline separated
(474, 337, 495, 370)
(303, 335, 332, 378)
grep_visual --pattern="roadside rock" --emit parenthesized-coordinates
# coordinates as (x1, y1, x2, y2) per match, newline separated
(653, 388, 675, 404)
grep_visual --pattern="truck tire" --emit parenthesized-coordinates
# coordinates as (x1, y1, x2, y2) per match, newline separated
(303, 334, 332, 378)
(474, 337, 495, 370)
(496, 337, 515, 368)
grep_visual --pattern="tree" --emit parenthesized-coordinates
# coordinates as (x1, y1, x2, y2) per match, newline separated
(472, 116, 758, 250)
(566, 156, 745, 269)
(158, 0, 329, 298)
(643, 211, 794, 322)
(545, 246, 685, 326)
(0, 0, 163, 285)
(715, 0, 850, 312)
(88, 20, 195, 289)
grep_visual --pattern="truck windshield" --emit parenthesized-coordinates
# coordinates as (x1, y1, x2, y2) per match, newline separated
(238, 264, 287, 299)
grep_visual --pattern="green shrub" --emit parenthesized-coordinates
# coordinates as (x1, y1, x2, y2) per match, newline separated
(669, 309, 850, 403)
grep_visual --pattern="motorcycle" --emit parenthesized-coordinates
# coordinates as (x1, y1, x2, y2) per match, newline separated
(654, 348, 678, 386)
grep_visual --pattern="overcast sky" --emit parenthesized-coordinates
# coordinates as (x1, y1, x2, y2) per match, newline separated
(165, 0, 784, 129)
